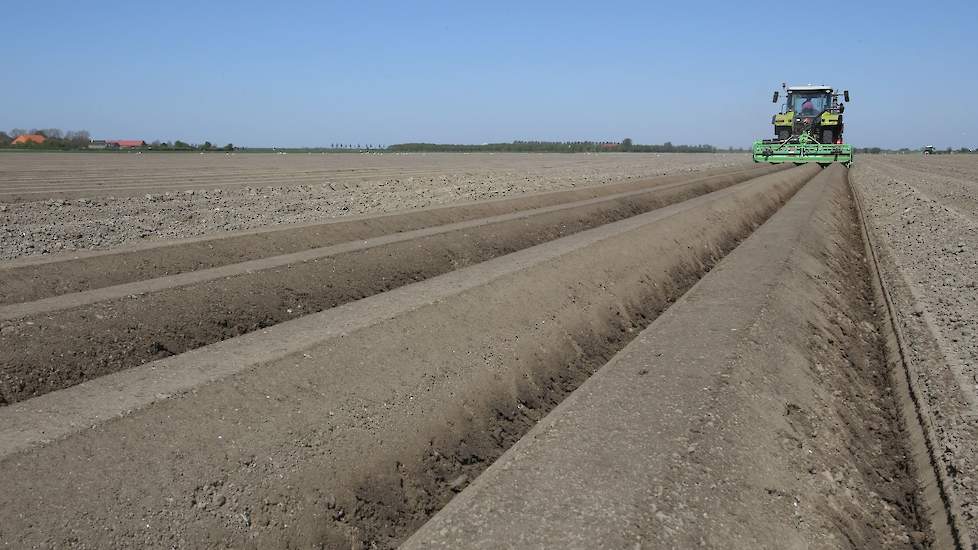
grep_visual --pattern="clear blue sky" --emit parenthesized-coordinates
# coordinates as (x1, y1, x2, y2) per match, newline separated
(4, 1, 977, 148)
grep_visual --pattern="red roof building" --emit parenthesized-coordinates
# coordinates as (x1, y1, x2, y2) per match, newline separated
(11, 134, 46, 145)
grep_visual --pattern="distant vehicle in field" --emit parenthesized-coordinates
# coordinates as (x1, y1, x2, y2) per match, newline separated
(923, 145, 935, 154)
(753, 83, 852, 167)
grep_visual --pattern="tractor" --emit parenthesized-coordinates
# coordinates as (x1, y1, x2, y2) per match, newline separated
(752, 84, 853, 167)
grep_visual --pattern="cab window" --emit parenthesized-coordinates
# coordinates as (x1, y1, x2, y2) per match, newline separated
(790, 93, 830, 115)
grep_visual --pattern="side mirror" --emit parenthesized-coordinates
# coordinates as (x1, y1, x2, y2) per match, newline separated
(843, 90, 850, 102)
(839, 104, 845, 113)
(772, 91, 779, 103)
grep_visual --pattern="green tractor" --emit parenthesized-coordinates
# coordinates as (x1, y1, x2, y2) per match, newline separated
(753, 84, 853, 167)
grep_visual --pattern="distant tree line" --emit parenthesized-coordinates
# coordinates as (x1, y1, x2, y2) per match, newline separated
(0, 128, 91, 148)
(326, 144, 383, 150)
(6, 130, 971, 155)
(854, 146, 975, 154)
(149, 140, 235, 152)
(386, 139, 717, 153)
(0, 128, 233, 151)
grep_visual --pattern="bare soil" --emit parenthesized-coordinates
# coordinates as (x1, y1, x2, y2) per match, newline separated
(0, 152, 747, 260)
(0, 166, 781, 404)
(405, 165, 928, 549)
(851, 155, 978, 543)
(0, 154, 957, 548)
(0, 165, 776, 305)
(0, 165, 809, 549)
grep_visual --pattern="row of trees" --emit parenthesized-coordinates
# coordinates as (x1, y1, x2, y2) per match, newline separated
(0, 128, 234, 151)
(327, 144, 384, 149)
(0, 128, 92, 148)
(21, 130, 974, 154)
(855, 147, 976, 154)
(617, 139, 717, 153)
(386, 140, 718, 153)
(148, 141, 234, 151)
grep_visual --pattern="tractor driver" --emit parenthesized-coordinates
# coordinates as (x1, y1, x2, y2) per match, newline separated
(800, 98, 817, 115)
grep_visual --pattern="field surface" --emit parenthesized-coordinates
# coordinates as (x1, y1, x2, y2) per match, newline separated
(0, 152, 744, 259)
(0, 152, 975, 548)
(852, 155, 978, 546)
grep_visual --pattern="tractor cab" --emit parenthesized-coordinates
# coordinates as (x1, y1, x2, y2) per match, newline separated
(769, 84, 849, 145)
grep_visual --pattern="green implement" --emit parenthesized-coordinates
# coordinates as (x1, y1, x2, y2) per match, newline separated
(752, 132, 853, 167)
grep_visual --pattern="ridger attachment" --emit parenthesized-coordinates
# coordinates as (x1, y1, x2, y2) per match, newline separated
(753, 131, 853, 167)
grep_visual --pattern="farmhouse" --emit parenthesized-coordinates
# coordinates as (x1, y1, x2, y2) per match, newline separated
(11, 134, 47, 145)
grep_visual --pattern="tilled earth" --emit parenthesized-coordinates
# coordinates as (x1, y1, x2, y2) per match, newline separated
(405, 165, 928, 549)
(0, 165, 781, 404)
(0, 155, 969, 548)
(0, 152, 745, 260)
(851, 155, 978, 543)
